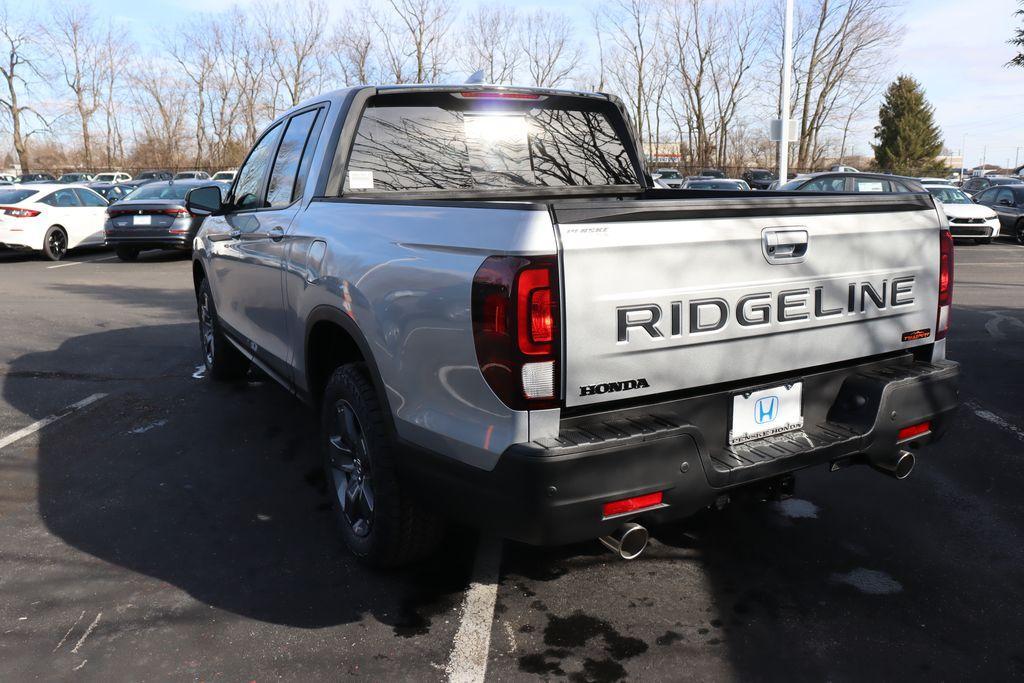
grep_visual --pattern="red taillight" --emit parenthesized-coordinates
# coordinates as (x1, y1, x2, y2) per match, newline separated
(603, 492, 664, 518)
(472, 255, 559, 410)
(897, 421, 931, 442)
(516, 267, 554, 354)
(0, 206, 40, 218)
(936, 229, 954, 340)
(458, 91, 542, 100)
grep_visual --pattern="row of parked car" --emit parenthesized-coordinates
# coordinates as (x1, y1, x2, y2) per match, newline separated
(651, 166, 1023, 245)
(0, 179, 224, 261)
(0, 169, 237, 185)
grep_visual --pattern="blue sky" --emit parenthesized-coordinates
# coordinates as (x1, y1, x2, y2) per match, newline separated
(103, 0, 1023, 167)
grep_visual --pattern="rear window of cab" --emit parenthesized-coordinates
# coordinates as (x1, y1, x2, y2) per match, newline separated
(342, 93, 639, 194)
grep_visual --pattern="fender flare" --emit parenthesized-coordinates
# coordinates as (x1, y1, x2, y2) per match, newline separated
(304, 305, 397, 436)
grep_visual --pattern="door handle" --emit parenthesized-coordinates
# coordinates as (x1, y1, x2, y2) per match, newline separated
(269, 226, 285, 242)
(762, 228, 808, 264)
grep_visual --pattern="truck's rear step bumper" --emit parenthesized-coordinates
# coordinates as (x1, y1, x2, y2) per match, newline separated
(401, 355, 959, 546)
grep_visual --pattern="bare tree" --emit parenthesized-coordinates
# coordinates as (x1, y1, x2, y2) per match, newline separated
(335, 2, 379, 86)
(374, 0, 456, 84)
(170, 16, 218, 167)
(259, 0, 333, 112)
(459, 3, 519, 84)
(595, 0, 663, 150)
(518, 10, 581, 88)
(99, 21, 132, 168)
(709, 1, 766, 168)
(786, 0, 901, 168)
(0, 3, 45, 171)
(47, 2, 104, 168)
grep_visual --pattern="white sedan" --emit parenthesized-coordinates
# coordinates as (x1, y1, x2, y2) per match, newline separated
(926, 184, 1001, 244)
(0, 184, 110, 260)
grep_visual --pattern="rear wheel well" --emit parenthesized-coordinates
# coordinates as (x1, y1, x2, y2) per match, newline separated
(307, 321, 365, 405)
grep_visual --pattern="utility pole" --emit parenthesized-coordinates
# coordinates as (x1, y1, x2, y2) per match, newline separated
(1015, 146, 1020, 169)
(777, 0, 794, 183)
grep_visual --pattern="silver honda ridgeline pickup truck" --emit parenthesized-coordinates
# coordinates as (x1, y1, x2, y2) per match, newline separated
(186, 85, 959, 566)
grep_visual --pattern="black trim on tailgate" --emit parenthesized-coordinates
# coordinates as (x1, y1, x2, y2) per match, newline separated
(552, 192, 937, 224)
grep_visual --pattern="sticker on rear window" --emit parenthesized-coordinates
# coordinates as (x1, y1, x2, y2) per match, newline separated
(348, 170, 374, 189)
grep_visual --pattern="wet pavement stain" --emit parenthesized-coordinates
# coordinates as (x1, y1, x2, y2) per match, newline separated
(655, 630, 684, 646)
(516, 610, 649, 681)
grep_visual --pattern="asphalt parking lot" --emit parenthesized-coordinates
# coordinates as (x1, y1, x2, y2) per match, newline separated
(1, 242, 1022, 681)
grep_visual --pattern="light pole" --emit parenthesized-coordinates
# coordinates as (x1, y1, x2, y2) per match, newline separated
(777, 0, 794, 183)
(959, 133, 967, 183)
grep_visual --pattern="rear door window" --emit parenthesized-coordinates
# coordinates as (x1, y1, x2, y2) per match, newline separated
(994, 188, 1015, 205)
(343, 93, 639, 194)
(266, 108, 320, 208)
(41, 189, 82, 207)
(74, 188, 109, 207)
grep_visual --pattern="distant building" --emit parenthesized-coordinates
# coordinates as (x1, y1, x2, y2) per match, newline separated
(934, 154, 963, 170)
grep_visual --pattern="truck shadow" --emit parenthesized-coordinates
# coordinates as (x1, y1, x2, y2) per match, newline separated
(4, 322, 475, 631)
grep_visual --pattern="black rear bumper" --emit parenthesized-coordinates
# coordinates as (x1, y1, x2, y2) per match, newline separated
(403, 354, 960, 546)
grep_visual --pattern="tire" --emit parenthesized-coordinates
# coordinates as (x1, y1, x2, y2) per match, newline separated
(42, 226, 68, 261)
(115, 247, 139, 261)
(321, 363, 442, 567)
(1016, 221, 1024, 246)
(196, 278, 248, 380)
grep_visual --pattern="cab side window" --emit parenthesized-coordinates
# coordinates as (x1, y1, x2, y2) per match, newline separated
(266, 108, 320, 208)
(232, 122, 284, 211)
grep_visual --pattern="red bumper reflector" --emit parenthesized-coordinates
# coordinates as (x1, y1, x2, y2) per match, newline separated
(897, 421, 931, 441)
(603, 491, 663, 518)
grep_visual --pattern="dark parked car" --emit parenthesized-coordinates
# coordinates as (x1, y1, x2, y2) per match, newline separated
(104, 180, 222, 260)
(973, 184, 1024, 244)
(778, 172, 925, 193)
(698, 168, 725, 178)
(742, 168, 776, 190)
(174, 170, 210, 180)
(120, 171, 173, 190)
(58, 172, 94, 183)
(16, 173, 57, 183)
(680, 178, 751, 191)
(87, 182, 135, 203)
(961, 175, 1023, 197)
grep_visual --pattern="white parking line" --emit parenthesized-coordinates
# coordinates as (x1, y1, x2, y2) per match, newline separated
(46, 262, 82, 269)
(445, 536, 502, 683)
(0, 393, 108, 452)
(967, 401, 1024, 443)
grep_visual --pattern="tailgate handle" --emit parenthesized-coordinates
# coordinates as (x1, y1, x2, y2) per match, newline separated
(763, 229, 808, 264)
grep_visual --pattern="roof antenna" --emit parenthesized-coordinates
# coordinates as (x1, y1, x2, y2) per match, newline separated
(465, 69, 486, 84)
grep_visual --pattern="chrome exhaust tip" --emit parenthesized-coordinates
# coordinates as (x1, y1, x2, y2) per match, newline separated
(599, 522, 649, 560)
(871, 450, 915, 480)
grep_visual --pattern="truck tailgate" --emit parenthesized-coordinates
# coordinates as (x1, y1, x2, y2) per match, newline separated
(553, 194, 941, 408)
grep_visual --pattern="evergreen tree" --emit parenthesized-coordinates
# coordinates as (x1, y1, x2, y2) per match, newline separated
(872, 76, 944, 175)
(1010, 1, 1024, 67)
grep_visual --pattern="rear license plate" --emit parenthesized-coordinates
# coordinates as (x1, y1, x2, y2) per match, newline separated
(133, 215, 151, 226)
(729, 382, 803, 445)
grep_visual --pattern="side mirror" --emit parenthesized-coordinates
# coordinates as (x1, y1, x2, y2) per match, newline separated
(186, 185, 223, 216)
(998, 198, 1013, 207)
